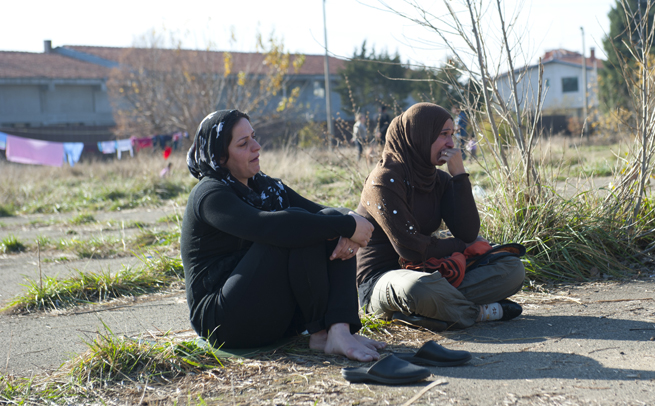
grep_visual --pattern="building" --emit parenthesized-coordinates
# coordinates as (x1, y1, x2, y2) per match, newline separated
(0, 40, 347, 143)
(496, 48, 604, 133)
(0, 41, 115, 142)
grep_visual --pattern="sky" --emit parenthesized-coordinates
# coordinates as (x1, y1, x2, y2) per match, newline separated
(2, 0, 616, 70)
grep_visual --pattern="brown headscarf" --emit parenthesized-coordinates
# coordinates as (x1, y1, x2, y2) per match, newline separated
(380, 103, 452, 194)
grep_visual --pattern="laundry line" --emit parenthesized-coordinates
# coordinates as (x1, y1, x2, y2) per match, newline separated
(0, 131, 188, 168)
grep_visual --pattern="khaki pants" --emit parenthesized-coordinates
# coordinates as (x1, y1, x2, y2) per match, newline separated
(368, 256, 525, 328)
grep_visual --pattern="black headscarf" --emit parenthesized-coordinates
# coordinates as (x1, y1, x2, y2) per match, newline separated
(186, 110, 290, 212)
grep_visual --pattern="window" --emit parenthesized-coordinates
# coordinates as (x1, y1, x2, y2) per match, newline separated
(562, 77, 579, 93)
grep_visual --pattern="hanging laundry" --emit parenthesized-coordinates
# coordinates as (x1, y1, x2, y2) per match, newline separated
(0, 132, 7, 150)
(6, 135, 64, 167)
(163, 146, 172, 159)
(63, 143, 84, 166)
(132, 136, 153, 151)
(116, 138, 134, 160)
(98, 141, 117, 154)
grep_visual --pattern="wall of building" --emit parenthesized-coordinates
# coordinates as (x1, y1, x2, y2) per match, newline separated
(0, 81, 114, 127)
(496, 62, 599, 115)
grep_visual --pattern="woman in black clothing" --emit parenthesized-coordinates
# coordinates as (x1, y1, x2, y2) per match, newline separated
(181, 110, 385, 362)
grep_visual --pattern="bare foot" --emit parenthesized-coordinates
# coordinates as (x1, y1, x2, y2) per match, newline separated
(309, 330, 328, 351)
(354, 334, 387, 351)
(324, 323, 380, 362)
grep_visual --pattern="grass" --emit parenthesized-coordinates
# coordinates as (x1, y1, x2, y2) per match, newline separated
(0, 203, 13, 217)
(133, 228, 180, 249)
(157, 213, 182, 224)
(0, 374, 88, 405)
(56, 235, 122, 258)
(1, 234, 27, 253)
(3, 253, 183, 313)
(359, 311, 392, 336)
(0, 154, 196, 215)
(70, 213, 96, 225)
(68, 323, 223, 384)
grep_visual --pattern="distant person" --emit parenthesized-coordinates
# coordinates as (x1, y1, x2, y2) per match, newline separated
(375, 105, 391, 146)
(452, 105, 469, 160)
(351, 113, 366, 161)
(160, 162, 172, 178)
(181, 109, 385, 361)
(352, 113, 375, 165)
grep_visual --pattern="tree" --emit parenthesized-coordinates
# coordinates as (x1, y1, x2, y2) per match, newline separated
(334, 41, 412, 113)
(410, 59, 471, 109)
(107, 31, 304, 138)
(601, 0, 655, 111)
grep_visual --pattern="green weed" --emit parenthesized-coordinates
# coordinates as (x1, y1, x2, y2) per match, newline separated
(359, 311, 392, 336)
(4, 265, 174, 312)
(0, 204, 13, 217)
(157, 213, 182, 224)
(133, 229, 180, 248)
(70, 213, 96, 225)
(67, 323, 223, 384)
(34, 235, 52, 249)
(0, 374, 86, 404)
(138, 251, 184, 278)
(5, 251, 184, 312)
(1, 234, 27, 253)
(57, 236, 122, 259)
(480, 190, 652, 282)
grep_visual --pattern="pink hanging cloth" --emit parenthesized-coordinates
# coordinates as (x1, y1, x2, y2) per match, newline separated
(5, 135, 64, 167)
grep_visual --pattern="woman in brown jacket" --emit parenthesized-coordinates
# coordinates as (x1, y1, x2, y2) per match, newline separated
(355, 103, 525, 330)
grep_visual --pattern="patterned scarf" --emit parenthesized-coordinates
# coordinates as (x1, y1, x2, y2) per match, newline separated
(186, 110, 289, 211)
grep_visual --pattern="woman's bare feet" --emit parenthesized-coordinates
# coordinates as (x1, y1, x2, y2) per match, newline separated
(324, 323, 381, 362)
(354, 334, 387, 351)
(309, 330, 328, 351)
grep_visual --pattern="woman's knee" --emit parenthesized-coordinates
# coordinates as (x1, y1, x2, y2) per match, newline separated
(498, 256, 526, 290)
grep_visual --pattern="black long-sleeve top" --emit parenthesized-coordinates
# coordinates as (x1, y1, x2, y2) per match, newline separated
(181, 177, 357, 333)
(356, 170, 479, 307)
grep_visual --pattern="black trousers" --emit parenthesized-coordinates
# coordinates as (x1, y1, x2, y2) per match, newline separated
(204, 239, 362, 348)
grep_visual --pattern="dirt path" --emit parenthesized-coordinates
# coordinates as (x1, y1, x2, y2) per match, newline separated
(1, 208, 655, 405)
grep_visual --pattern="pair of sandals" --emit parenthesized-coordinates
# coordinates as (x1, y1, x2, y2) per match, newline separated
(341, 340, 471, 384)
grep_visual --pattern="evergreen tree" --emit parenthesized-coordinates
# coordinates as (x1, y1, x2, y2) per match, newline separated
(601, 0, 655, 111)
(334, 41, 412, 113)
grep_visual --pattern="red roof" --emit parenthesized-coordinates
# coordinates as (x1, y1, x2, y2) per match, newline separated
(0, 51, 109, 79)
(542, 49, 605, 69)
(65, 45, 346, 76)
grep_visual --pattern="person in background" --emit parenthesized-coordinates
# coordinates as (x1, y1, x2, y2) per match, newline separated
(181, 109, 385, 362)
(352, 113, 366, 162)
(375, 105, 391, 146)
(356, 103, 525, 331)
(160, 162, 172, 178)
(453, 105, 470, 160)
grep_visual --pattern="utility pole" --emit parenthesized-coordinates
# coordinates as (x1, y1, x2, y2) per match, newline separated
(581, 26, 588, 141)
(322, 0, 333, 149)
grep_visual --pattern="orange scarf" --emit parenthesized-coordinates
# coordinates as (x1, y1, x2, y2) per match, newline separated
(400, 241, 492, 288)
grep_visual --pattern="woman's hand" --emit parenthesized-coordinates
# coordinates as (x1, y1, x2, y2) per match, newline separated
(330, 237, 361, 261)
(348, 212, 374, 247)
(440, 148, 466, 176)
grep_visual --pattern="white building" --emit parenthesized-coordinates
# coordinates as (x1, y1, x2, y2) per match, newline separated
(496, 48, 603, 133)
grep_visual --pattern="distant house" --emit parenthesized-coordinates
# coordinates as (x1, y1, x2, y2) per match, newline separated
(0, 41, 347, 143)
(496, 48, 604, 133)
(0, 41, 115, 142)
